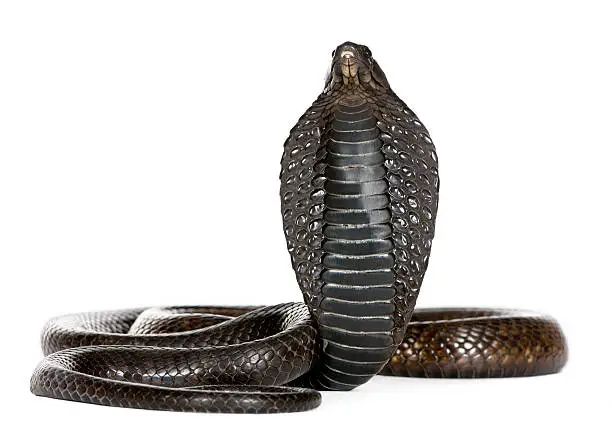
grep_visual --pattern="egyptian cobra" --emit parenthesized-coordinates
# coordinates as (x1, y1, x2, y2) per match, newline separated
(30, 42, 567, 413)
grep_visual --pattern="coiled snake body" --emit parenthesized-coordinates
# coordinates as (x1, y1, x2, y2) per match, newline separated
(30, 42, 567, 413)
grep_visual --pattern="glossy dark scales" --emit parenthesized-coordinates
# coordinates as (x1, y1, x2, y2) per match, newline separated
(313, 99, 396, 389)
(30, 41, 568, 414)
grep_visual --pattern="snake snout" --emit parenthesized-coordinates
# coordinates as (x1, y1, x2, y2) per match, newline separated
(328, 41, 375, 87)
(334, 42, 362, 73)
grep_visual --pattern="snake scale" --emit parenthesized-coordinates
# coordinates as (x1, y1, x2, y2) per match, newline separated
(30, 42, 567, 413)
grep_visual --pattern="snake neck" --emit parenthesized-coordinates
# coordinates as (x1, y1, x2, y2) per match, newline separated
(322, 87, 388, 105)
(312, 96, 396, 390)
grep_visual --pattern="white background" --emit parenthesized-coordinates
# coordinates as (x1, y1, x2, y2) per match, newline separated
(1, 1, 610, 441)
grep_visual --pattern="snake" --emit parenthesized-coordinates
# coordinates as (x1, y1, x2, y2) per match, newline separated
(30, 42, 568, 413)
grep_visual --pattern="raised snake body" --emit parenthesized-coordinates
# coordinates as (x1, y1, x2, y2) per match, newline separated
(30, 42, 567, 413)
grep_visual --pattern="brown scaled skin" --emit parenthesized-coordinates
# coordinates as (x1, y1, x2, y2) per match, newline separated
(381, 309, 567, 378)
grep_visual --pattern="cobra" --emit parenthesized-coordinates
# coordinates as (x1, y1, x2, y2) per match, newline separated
(30, 42, 567, 413)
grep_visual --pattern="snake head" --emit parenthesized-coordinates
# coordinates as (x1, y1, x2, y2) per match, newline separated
(325, 42, 390, 92)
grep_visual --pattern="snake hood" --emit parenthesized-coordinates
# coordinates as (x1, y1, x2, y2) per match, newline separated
(282, 41, 440, 390)
(324, 41, 390, 92)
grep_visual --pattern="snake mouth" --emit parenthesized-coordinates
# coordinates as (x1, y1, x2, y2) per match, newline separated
(340, 50, 356, 61)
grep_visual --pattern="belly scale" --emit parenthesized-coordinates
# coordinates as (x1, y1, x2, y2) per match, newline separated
(314, 97, 397, 389)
